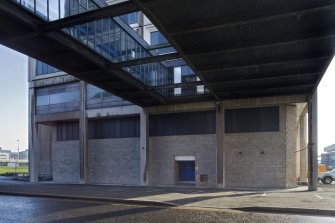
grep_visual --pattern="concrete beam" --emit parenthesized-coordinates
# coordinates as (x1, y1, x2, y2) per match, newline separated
(86, 105, 142, 118)
(146, 101, 216, 114)
(308, 91, 318, 191)
(35, 111, 80, 124)
(223, 94, 308, 108)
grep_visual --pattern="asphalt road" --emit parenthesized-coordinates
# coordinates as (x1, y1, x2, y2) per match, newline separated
(0, 195, 335, 223)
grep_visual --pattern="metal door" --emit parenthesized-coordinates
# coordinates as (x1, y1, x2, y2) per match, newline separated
(178, 161, 195, 182)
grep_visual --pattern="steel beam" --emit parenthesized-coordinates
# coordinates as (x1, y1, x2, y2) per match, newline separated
(111, 52, 180, 68)
(216, 84, 314, 98)
(185, 35, 335, 57)
(168, 4, 335, 36)
(208, 73, 320, 86)
(153, 81, 202, 90)
(198, 56, 331, 73)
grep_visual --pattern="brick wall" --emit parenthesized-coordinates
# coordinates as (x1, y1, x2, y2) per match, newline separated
(149, 134, 217, 187)
(224, 105, 289, 189)
(88, 138, 140, 185)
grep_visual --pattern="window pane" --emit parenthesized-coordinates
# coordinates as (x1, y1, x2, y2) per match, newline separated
(225, 106, 280, 133)
(49, 0, 60, 21)
(89, 116, 140, 139)
(87, 85, 102, 99)
(57, 122, 79, 141)
(35, 83, 80, 114)
(150, 111, 216, 136)
(36, 0, 48, 19)
(36, 95, 49, 106)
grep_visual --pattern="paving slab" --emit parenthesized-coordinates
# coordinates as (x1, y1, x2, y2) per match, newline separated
(0, 179, 334, 216)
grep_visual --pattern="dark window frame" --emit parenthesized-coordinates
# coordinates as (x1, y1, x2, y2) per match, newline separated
(224, 106, 280, 133)
(150, 110, 216, 136)
(56, 121, 79, 141)
(88, 116, 140, 139)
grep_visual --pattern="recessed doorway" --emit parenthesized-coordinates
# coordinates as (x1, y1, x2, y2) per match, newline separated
(178, 161, 195, 184)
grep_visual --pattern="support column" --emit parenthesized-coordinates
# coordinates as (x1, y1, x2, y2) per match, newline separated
(140, 109, 149, 185)
(299, 111, 308, 184)
(216, 102, 224, 188)
(79, 81, 88, 184)
(29, 87, 39, 182)
(308, 91, 318, 191)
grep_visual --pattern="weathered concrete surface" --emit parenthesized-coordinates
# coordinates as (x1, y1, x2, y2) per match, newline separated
(1, 181, 335, 216)
(1, 195, 333, 223)
(52, 140, 80, 183)
(88, 138, 141, 185)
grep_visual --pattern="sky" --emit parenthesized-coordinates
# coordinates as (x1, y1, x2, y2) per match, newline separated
(0, 46, 28, 152)
(0, 45, 334, 154)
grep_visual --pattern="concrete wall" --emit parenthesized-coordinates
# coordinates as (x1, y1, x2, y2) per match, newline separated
(88, 138, 141, 185)
(224, 105, 288, 189)
(149, 134, 217, 187)
(38, 124, 52, 175)
(52, 140, 80, 183)
(285, 105, 298, 188)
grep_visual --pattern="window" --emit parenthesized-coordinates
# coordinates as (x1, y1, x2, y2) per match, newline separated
(120, 12, 138, 25)
(89, 116, 140, 139)
(36, 61, 59, 76)
(57, 122, 79, 141)
(150, 31, 168, 46)
(225, 106, 280, 133)
(35, 82, 80, 115)
(150, 111, 216, 136)
(86, 84, 132, 109)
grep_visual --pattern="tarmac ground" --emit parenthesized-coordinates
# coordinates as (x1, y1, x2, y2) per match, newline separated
(1, 195, 335, 223)
(0, 177, 335, 217)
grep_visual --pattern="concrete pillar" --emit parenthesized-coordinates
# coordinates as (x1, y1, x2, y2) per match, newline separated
(216, 102, 224, 188)
(299, 112, 308, 183)
(29, 87, 39, 182)
(79, 81, 88, 184)
(140, 109, 149, 185)
(308, 91, 318, 191)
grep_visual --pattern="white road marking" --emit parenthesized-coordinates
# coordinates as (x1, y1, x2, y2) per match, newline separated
(314, 194, 323, 199)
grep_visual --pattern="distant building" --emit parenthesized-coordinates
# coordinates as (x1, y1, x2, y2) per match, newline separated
(321, 144, 335, 169)
(10, 150, 29, 160)
(0, 148, 11, 162)
(19, 150, 29, 160)
(0, 153, 9, 162)
(0, 148, 29, 162)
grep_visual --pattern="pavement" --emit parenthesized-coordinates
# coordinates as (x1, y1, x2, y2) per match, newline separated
(1, 195, 334, 223)
(0, 177, 335, 216)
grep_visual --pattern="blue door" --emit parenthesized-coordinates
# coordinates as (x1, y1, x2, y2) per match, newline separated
(178, 161, 195, 182)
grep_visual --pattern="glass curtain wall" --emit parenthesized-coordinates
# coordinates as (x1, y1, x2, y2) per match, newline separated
(86, 84, 132, 109)
(36, 61, 59, 76)
(35, 82, 80, 114)
(14, 0, 99, 21)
